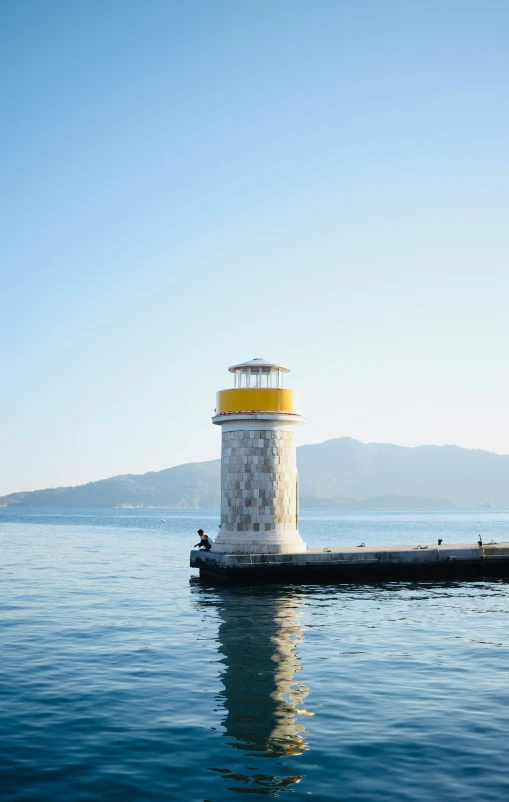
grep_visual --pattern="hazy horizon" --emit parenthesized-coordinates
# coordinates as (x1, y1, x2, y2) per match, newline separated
(2, 1, 508, 496)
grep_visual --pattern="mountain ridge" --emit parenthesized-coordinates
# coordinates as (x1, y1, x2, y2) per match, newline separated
(1, 437, 508, 509)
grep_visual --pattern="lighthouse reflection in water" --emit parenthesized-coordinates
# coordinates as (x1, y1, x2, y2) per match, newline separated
(195, 585, 313, 794)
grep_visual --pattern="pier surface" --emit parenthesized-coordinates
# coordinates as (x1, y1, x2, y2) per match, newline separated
(190, 543, 509, 584)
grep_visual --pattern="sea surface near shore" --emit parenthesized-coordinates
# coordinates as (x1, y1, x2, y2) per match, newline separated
(1, 508, 509, 802)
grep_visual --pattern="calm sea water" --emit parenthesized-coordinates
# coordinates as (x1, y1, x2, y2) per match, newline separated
(2, 508, 509, 801)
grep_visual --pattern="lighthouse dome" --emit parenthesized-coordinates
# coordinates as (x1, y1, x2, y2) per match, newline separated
(228, 358, 290, 373)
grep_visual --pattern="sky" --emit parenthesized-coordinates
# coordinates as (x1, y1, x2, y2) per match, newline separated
(1, 0, 508, 496)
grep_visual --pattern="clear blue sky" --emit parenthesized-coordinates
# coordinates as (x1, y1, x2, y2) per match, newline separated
(1, 0, 508, 495)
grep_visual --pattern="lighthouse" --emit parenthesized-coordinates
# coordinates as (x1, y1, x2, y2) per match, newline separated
(212, 358, 307, 555)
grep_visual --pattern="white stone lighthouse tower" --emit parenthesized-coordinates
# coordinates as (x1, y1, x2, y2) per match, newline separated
(212, 358, 306, 555)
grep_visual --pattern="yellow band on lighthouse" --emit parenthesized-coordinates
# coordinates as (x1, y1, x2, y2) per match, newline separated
(216, 388, 302, 415)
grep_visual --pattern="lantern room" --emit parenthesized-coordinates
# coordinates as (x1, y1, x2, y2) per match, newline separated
(229, 358, 289, 389)
(214, 358, 303, 418)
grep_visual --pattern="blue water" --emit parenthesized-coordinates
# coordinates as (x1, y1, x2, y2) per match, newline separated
(2, 508, 509, 801)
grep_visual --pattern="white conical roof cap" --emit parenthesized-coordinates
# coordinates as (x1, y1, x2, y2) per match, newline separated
(228, 357, 290, 373)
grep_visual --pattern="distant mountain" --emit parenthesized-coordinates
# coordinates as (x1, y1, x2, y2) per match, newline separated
(1, 437, 508, 509)
(296, 438, 509, 507)
(0, 461, 221, 509)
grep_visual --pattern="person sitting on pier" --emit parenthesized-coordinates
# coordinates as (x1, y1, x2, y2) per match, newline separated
(194, 530, 212, 551)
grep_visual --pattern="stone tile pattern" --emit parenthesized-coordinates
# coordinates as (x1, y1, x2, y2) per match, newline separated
(220, 429, 297, 534)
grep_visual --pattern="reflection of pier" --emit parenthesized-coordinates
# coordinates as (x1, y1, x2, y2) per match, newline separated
(216, 589, 311, 758)
(192, 584, 312, 795)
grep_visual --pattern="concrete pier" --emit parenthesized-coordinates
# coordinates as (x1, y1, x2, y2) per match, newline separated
(190, 543, 509, 584)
